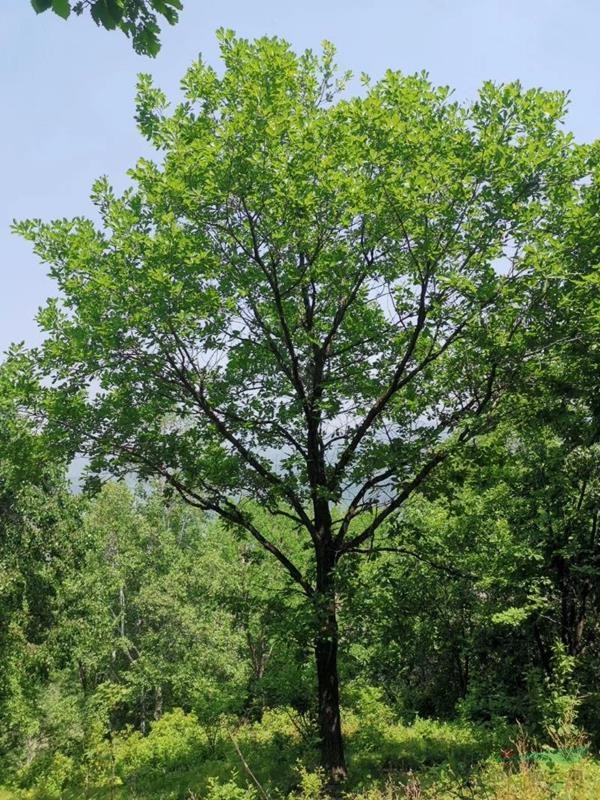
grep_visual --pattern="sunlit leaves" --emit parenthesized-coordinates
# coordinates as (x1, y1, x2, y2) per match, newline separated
(14, 33, 586, 588)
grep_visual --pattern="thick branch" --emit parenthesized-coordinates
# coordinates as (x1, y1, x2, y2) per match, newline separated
(161, 336, 315, 535)
(339, 448, 448, 557)
(348, 546, 478, 580)
(118, 443, 314, 597)
(340, 363, 500, 556)
(334, 467, 395, 546)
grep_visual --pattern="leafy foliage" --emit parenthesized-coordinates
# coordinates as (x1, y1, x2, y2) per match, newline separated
(4, 31, 600, 789)
(29, 0, 183, 56)
(12, 33, 587, 773)
(0, 360, 79, 772)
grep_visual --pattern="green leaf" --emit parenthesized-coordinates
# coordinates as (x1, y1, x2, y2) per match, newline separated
(31, 0, 53, 13)
(491, 605, 534, 626)
(135, 26, 161, 57)
(52, 0, 71, 19)
(90, 1, 118, 30)
(105, 0, 125, 24)
(151, 0, 171, 11)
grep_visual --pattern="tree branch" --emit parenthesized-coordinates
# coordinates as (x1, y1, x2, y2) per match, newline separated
(348, 546, 478, 580)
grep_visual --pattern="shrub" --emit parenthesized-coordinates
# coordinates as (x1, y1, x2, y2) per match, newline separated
(114, 708, 207, 783)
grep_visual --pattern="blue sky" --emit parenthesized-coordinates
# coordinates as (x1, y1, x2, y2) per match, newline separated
(2, 0, 599, 354)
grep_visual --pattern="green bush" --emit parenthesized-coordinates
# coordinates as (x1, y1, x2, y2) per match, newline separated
(201, 777, 257, 800)
(114, 708, 207, 782)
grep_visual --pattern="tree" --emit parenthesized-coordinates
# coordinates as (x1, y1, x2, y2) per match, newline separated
(30, 0, 182, 56)
(0, 357, 77, 768)
(44, 483, 255, 765)
(14, 32, 583, 778)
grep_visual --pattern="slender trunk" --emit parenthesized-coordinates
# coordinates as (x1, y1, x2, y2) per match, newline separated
(154, 685, 163, 720)
(77, 659, 88, 695)
(533, 621, 553, 679)
(314, 540, 347, 782)
(140, 689, 147, 735)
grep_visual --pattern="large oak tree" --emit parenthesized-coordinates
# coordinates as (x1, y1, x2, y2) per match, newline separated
(15, 32, 583, 778)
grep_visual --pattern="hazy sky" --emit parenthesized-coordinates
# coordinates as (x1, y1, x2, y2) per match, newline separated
(2, 1, 599, 354)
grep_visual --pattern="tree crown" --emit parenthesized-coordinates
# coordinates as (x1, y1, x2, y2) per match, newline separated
(14, 33, 583, 590)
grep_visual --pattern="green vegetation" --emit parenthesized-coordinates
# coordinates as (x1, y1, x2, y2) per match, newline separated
(29, 0, 182, 55)
(2, 32, 600, 798)
(0, 700, 599, 799)
(1, 462, 599, 796)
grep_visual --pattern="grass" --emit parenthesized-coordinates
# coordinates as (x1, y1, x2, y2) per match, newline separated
(1, 708, 598, 800)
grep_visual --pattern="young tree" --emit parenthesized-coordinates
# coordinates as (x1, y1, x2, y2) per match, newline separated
(14, 33, 582, 777)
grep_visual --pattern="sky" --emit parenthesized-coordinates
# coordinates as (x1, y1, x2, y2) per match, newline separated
(2, 0, 600, 355)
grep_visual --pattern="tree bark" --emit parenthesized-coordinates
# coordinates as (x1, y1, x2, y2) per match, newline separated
(314, 541, 347, 782)
(315, 632, 346, 781)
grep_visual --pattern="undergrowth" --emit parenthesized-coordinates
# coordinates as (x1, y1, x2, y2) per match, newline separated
(1, 703, 598, 800)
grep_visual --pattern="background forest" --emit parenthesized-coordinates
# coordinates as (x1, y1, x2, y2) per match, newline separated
(2, 4, 600, 800)
(2, 342, 600, 798)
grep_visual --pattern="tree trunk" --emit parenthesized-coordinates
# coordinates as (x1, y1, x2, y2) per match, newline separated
(314, 542, 347, 782)
(315, 632, 346, 781)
